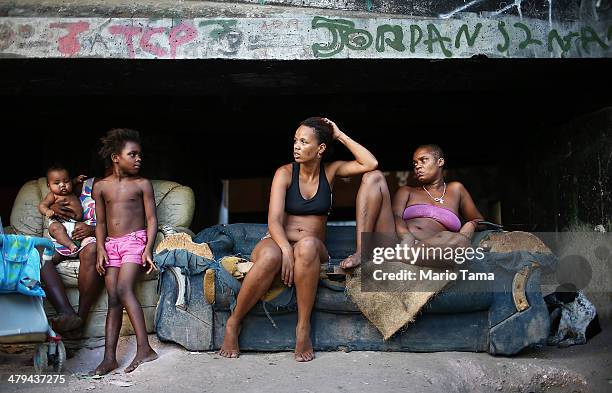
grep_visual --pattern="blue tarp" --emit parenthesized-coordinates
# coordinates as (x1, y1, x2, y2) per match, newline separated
(0, 235, 47, 297)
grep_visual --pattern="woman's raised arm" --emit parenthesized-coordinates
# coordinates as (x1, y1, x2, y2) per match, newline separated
(324, 118, 378, 178)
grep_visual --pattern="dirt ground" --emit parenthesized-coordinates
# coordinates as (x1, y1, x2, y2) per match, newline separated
(1, 319, 611, 393)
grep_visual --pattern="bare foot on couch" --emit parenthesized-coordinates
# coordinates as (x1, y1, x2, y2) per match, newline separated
(339, 252, 361, 270)
(294, 322, 314, 362)
(219, 318, 240, 358)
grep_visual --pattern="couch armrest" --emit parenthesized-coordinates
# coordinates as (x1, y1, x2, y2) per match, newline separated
(2, 226, 17, 235)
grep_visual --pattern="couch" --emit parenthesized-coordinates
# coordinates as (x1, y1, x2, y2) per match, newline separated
(156, 223, 554, 355)
(3, 177, 195, 345)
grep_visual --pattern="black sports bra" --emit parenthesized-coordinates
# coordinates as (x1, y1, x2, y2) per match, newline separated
(284, 162, 332, 216)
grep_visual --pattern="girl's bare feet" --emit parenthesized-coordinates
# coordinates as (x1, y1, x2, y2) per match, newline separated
(91, 358, 118, 376)
(219, 318, 240, 358)
(294, 322, 314, 362)
(125, 348, 158, 373)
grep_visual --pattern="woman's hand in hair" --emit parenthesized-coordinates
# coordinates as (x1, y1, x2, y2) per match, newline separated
(322, 118, 344, 140)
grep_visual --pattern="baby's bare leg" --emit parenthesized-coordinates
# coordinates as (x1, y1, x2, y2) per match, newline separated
(49, 222, 78, 253)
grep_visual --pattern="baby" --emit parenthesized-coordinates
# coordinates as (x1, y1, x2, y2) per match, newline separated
(38, 165, 84, 254)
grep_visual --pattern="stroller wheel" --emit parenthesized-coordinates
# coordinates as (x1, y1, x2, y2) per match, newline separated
(52, 341, 66, 372)
(33, 344, 48, 373)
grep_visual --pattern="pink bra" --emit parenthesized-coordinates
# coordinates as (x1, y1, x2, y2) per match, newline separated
(402, 204, 462, 232)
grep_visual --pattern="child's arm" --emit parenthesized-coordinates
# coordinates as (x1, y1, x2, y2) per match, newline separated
(93, 183, 109, 276)
(141, 179, 158, 274)
(38, 192, 57, 219)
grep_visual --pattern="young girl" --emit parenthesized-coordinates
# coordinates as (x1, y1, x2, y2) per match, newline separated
(92, 128, 158, 375)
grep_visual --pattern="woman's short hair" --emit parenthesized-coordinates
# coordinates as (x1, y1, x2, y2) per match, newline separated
(417, 144, 445, 161)
(299, 117, 334, 159)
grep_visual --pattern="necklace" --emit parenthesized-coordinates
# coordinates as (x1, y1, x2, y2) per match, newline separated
(423, 182, 446, 204)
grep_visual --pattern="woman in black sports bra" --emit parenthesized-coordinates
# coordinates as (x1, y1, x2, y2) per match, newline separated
(219, 117, 378, 362)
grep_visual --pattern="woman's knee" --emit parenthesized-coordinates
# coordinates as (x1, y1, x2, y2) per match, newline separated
(361, 170, 385, 185)
(293, 237, 321, 263)
(254, 246, 282, 271)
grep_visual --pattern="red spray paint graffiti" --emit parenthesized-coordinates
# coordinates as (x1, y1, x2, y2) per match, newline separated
(49, 21, 89, 56)
(168, 22, 197, 58)
(108, 25, 142, 58)
(140, 27, 168, 57)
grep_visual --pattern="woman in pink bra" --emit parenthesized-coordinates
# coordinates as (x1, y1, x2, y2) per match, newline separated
(340, 144, 484, 269)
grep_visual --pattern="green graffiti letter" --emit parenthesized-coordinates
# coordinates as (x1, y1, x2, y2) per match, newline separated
(514, 22, 542, 49)
(375, 24, 405, 52)
(199, 20, 239, 39)
(423, 24, 452, 57)
(409, 25, 423, 53)
(311, 16, 373, 58)
(580, 27, 609, 53)
(454, 23, 482, 49)
(547, 29, 579, 52)
(497, 21, 510, 52)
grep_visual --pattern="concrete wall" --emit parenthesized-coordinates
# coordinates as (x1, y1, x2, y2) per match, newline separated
(0, 1, 610, 59)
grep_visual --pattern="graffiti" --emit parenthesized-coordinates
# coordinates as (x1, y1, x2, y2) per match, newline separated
(492, 1, 523, 18)
(49, 21, 89, 56)
(547, 29, 579, 52)
(106, 21, 197, 58)
(375, 24, 405, 52)
(168, 22, 198, 58)
(311, 16, 372, 58)
(312, 17, 611, 57)
(455, 23, 482, 48)
(0, 16, 608, 60)
(0, 22, 16, 50)
(514, 22, 542, 49)
(108, 25, 141, 58)
(439, 0, 485, 20)
(580, 26, 610, 53)
(140, 27, 167, 57)
(199, 20, 243, 55)
(497, 21, 511, 52)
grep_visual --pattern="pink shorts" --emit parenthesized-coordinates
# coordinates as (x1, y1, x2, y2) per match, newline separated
(104, 230, 147, 268)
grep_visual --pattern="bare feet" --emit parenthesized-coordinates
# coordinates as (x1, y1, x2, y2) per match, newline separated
(125, 348, 158, 373)
(294, 322, 314, 362)
(219, 318, 240, 358)
(339, 252, 361, 270)
(90, 358, 118, 376)
(49, 313, 83, 334)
